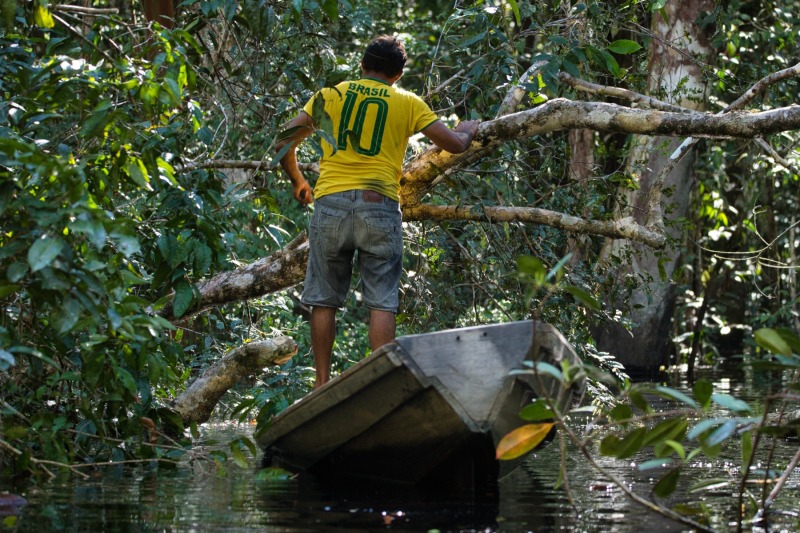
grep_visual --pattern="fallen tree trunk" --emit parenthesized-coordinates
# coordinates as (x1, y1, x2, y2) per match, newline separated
(171, 336, 298, 425)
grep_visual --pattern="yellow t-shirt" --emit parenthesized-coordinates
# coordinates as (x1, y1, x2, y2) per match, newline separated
(303, 78, 439, 201)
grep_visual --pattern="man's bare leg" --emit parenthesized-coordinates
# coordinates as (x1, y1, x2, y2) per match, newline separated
(369, 309, 396, 352)
(310, 306, 336, 388)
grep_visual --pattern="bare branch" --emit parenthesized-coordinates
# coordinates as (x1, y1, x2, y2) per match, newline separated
(179, 159, 319, 174)
(496, 60, 549, 118)
(403, 205, 666, 248)
(52, 5, 119, 15)
(558, 72, 694, 113)
(725, 61, 800, 112)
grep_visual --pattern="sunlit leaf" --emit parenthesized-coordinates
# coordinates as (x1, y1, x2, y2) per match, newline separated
(496, 423, 554, 460)
(689, 478, 730, 493)
(754, 328, 792, 356)
(642, 418, 688, 448)
(33, 5, 55, 28)
(706, 419, 738, 446)
(528, 361, 564, 383)
(230, 444, 248, 468)
(741, 430, 753, 467)
(256, 467, 294, 482)
(637, 458, 673, 471)
(711, 393, 752, 413)
(506, 0, 521, 25)
(653, 386, 699, 408)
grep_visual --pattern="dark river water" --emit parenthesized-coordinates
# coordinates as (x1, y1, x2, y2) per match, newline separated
(3, 363, 799, 532)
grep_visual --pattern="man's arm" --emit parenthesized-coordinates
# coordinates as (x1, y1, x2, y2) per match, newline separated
(276, 111, 315, 205)
(421, 120, 479, 154)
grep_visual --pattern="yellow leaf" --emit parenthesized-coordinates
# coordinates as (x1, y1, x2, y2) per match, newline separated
(496, 422, 554, 460)
(33, 5, 55, 28)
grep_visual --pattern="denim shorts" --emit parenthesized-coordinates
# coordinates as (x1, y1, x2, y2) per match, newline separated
(300, 190, 403, 313)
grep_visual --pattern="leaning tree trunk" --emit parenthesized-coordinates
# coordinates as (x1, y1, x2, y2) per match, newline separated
(593, 0, 715, 377)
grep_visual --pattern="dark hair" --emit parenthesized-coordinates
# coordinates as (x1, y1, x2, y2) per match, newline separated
(361, 35, 407, 77)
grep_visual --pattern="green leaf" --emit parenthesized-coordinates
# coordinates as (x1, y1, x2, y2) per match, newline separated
(741, 430, 753, 467)
(528, 361, 564, 383)
(754, 328, 792, 356)
(124, 158, 152, 191)
(116, 368, 138, 398)
(519, 398, 554, 421)
(693, 379, 713, 408)
(607, 39, 643, 54)
(6, 262, 28, 283)
(506, 0, 521, 25)
(564, 285, 601, 311)
(0, 349, 15, 371)
(688, 418, 726, 440)
(653, 469, 680, 498)
(321, 0, 338, 20)
(28, 236, 64, 272)
(546, 253, 571, 281)
(629, 390, 650, 413)
(80, 100, 113, 139)
(172, 280, 194, 318)
(255, 467, 294, 481)
(642, 418, 688, 448)
(0, 284, 19, 300)
(653, 386, 699, 409)
(33, 5, 55, 28)
(609, 404, 633, 422)
(602, 427, 647, 459)
(230, 442, 249, 468)
(711, 393, 752, 412)
(637, 458, 673, 471)
(456, 31, 487, 49)
(706, 419, 738, 446)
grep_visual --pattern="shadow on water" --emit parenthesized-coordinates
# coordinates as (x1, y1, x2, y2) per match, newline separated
(4, 357, 799, 532)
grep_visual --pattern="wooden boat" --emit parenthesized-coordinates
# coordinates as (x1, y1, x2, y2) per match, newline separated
(257, 320, 583, 487)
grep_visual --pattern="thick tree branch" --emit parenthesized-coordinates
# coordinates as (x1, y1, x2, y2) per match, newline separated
(403, 205, 666, 248)
(160, 233, 308, 320)
(400, 98, 800, 206)
(170, 336, 298, 424)
(558, 72, 693, 113)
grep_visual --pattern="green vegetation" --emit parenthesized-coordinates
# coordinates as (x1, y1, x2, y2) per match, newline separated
(1, 1, 799, 530)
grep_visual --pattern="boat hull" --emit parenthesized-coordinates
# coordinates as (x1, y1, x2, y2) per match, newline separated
(258, 320, 582, 486)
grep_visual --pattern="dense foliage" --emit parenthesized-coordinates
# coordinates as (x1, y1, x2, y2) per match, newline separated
(1, 0, 799, 527)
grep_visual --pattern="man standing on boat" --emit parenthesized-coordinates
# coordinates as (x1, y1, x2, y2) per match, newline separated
(277, 35, 479, 388)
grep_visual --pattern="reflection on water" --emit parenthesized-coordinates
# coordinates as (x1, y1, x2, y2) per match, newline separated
(5, 363, 799, 532)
